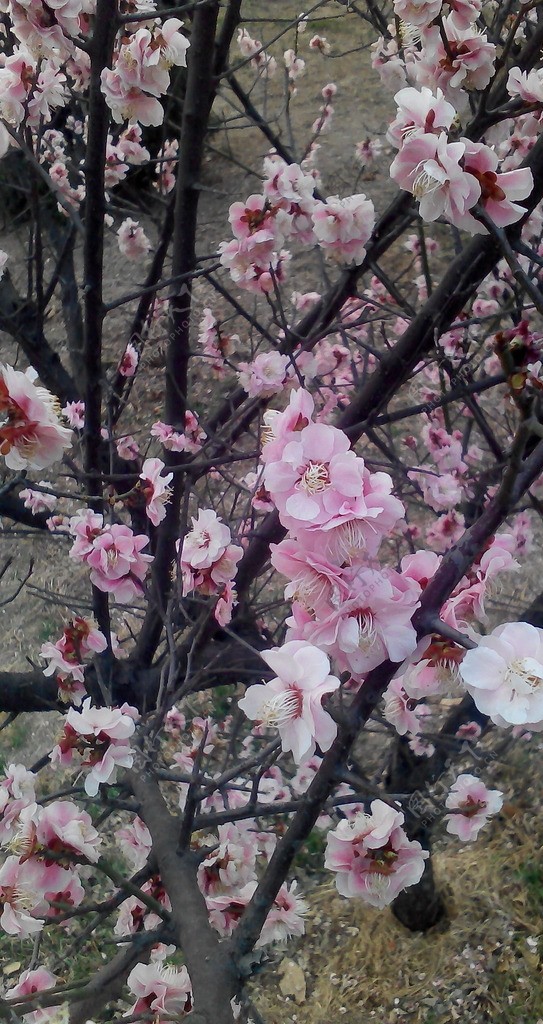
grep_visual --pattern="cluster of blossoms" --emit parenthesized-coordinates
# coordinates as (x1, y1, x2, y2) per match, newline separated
(151, 412, 205, 453)
(0, 365, 72, 471)
(179, 509, 243, 625)
(219, 158, 375, 293)
(50, 700, 138, 796)
(67, 508, 153, 603)
(324, 800, 428, 908)
(39, 616, 108, 703)
(0, 764, 101, 936)
(389, 86, 533, 231)
(101, 18, 190, 126)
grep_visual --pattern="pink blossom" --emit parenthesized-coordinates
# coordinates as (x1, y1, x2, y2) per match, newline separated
(311, 193, 375, 264)
(139, 457, 173, 526)
(198, 823, 259, 897)
(50, 700, 137, 796)
(284, 49, 305, 81)
(40, 617, 107, 684)
(62, 400, 85, 429)
(455, 139, 533, 232)
(459, 621, 543, 726)
(309, 34, 331, 54)
(0, 855, 54, 935)
(236, 28, 277, 76)
(260, 387, 315, 465)
(270, 539, 348, 617)
(218, 236, 290, 294)
(383, 678, 426, 735)
(238, 640, 340, 763)
(402, 638, 464, 698)
(0, 364, 72, 470)
(6, 967, 59, 1024)
(68, 508, 104, 561)
(415, 17, 496, 101)
(507, 66, 543, 105)
(237, 352, 290, 397)
(118, 342, 139, 378)
(115, 817, 152, 872)
(393, 0, 442, 27)
(181, 509, 232, 571)
(324, 800, 428, 908)
(127, 962, 192, 1019)
(19, 481, 56, 515)
(36, 801, 102, 863)
(117, 218, 151, 260)
(390, 133, 480, 226)
(85, 525, 153, 603)
(257, 881, 307, 946)
(116, 434, 140, 461)
(292, 566, 421, 677)
(197, 308, 238, 376)
(445, 773, 502, 840)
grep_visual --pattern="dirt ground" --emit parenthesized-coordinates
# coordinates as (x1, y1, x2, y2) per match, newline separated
(1, 3, 543, 1022)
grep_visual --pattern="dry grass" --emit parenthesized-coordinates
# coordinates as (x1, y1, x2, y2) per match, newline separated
(250, 742, 543, 1024)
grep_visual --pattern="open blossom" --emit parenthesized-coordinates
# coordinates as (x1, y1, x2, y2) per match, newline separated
(62, 400, 85, 429)
(127, 962, 192, 1019)
(383, 677, 426, 735)
(387, 86, 456, 148)
(237, 352, 290, 397)
(6, 967, 59, 1024)
(324, 800, 428, 908)
(263, 415, 404, 556)
(238, 640, 340, 763)
(507, 66, 543, 105)
(181, 508, 232, 571)
(415, 17, 496, 101)
(50, 700, 138, 796)
(0, 364, 72, 470)
(391, 133, 480, 225)
(139, 457, 173, 526)
(82, 524, 151, 602)
(393, 0, 442, 27)
(0, 854, 83, 936)
(198, 823, 260, 897)
(459, 621, 543, 726)
(117, 218, 151, 260)
(180, 508, 243, 623)
(445, 774, 503, 840)
(36, 801, 102, 863)
(290, 565, 421, 677)
(311, 193, 375, 264)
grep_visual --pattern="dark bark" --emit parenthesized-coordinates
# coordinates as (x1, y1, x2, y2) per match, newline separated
(0, 270, 77, 403)
(130, 767, 238, 1024)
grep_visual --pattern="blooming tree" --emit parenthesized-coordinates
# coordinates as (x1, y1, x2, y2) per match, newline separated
(1, 0, 543, 1021)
